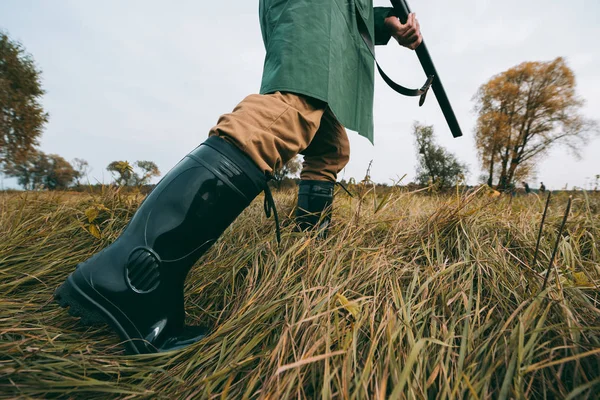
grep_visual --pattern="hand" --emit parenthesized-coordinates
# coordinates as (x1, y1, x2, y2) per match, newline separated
(384, 13, 422, 50)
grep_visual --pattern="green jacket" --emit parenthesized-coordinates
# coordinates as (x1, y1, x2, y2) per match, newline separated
(259, 0, 394, 144)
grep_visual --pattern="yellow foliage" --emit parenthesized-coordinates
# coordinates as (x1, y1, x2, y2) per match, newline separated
(572, 272, 594, 288)
(473, 57, 593, 189)
(88, 224, 101, 239)
(335, 293, 360, 319)
(84, 207, 99, 223)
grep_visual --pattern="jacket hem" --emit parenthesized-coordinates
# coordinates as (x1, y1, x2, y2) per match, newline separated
(259, 86, 373, 144)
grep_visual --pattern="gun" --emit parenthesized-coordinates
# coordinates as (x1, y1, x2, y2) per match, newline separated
(390, 0, 463, 138)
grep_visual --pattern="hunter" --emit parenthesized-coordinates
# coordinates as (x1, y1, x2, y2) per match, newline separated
(55, 0, 422, 354)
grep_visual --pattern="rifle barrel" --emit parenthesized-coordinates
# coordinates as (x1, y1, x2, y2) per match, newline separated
(390, 0, 463, 138)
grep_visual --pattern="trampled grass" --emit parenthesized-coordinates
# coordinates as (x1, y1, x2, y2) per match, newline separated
(1, 185, 599, 399)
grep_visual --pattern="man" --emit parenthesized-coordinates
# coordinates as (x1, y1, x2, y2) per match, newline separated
(55, 1, 422, 354)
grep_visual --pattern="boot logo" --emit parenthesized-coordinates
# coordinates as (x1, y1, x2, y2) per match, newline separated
(125, 247, 161, 294)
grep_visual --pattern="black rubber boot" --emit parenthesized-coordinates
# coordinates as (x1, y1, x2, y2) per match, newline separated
(54, 136, 267, 354)
(295, 180, 335, 237)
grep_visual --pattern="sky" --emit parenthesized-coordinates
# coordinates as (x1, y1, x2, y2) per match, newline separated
(1, 0, 599, 190)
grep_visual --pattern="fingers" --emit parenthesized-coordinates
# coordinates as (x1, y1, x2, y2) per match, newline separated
(405, 34, 419, 48)
(409, 37, 422, 50)
(399, 13, 422, 50)
(412, 33, 423, 49)
(412, 16, 423, 49)
(405, 13, 415, 30)
(405, 25, 417, 38)
(386, 12, 423, 50)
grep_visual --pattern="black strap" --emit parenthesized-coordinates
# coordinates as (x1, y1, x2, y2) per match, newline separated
(336, 182, 354, 198)
(262, 183, 281, 245)
(357, 13, 433, 106)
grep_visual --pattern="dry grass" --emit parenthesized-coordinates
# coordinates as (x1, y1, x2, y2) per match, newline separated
(1, 185, 599, 399)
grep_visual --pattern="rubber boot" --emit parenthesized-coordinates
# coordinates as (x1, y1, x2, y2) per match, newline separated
(54, 136, 267, 354)
(295, 180, 334, 237)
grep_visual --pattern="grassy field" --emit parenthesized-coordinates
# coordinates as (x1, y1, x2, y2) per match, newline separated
(1, 185, 599, 399)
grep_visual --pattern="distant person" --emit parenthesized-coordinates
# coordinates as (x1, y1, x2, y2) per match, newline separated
(539, 182, 546, 193)
(54, 2, 424, 354)
(523, 182, 531, 194)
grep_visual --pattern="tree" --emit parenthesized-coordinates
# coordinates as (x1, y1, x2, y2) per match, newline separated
(107, 160, 161, 186)
(72, 158, 91, 185)
(0, 31, 48, 171)
(273, 155, 301, 187)
(474, 57, 597, 190)
(134, 160, 160, 185)
(45, 154, 77, 190)
(5, 150, 48, 189)
(5, 151, 76, 190)
(413, 122, 467, 189)
(107, 161, 134, 186)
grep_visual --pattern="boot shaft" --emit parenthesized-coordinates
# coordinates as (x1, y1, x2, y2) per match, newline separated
(59, 136, 267, 354)
(122, 136, 265, 266)
(296, 180, 335, 235)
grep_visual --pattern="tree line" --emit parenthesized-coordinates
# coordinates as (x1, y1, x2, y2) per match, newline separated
(5, 155, 160, 190)
(1, 31, 597, 192)
(0, 32, 160, 190)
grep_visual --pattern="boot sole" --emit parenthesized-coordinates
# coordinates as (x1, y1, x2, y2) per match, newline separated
(54, 274, 148, 354)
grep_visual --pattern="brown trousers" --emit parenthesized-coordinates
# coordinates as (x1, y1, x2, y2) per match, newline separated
(209, 92, 350, 182)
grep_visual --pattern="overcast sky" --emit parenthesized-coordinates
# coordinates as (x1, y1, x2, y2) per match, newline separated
(1, 0, 599, 190)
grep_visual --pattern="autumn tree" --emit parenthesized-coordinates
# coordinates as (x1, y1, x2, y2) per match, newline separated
(107, 161, 134, 186)
(134, 160, 160, 185)
(45, 154, 78, 190)
(273, 155, 301, 187)
(107, 160, 161, 186)
(5, 151, 76, 190)
(474, 57, 597, 190)
(4, 150, 48, 189)
(0, 31, 48, 171)
(72, 158, 90, 185)
(413, 122, 467, 189)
